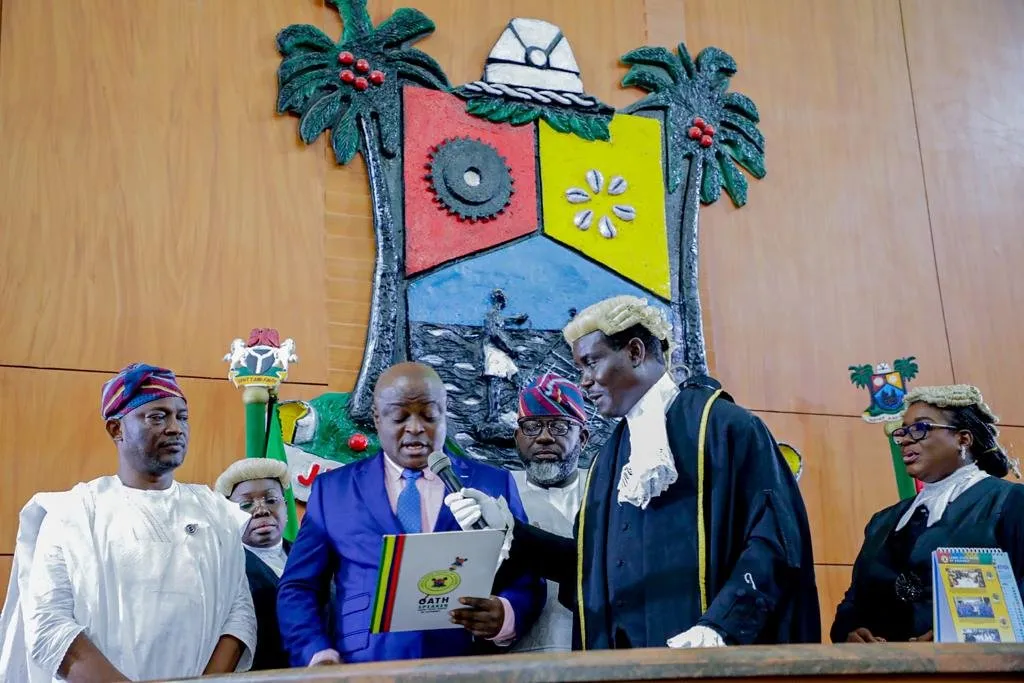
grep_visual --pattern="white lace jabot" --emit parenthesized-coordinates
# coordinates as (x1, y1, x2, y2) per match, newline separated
(895, 463, 989, 531)
(618, 373, 680, 509)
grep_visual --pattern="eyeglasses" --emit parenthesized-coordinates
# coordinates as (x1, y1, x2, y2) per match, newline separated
(237, 495, 283, 513)
(518, 418, 575, 437)
(891, 421, 959, 443)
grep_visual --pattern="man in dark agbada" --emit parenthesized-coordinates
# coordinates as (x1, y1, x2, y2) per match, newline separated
(447, 295, 821, 649)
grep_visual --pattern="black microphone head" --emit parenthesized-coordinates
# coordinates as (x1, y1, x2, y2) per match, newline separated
(427, 451, 452, 474)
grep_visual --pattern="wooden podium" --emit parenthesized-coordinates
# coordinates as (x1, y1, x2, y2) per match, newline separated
(168, 644, 1023, 682)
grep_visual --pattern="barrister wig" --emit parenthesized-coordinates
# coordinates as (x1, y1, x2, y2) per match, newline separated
(215, 458, 290, 497)
(903, 384, 1019, 479)
(563, 295, 673, 364)
(563, 295, 672, 344)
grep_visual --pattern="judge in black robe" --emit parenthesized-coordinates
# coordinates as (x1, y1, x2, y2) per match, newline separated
(215, 458, 298, 670)
(831, 385, 1024, 643)
(244, 541, 293, 670)
(450, 295, 821, 649)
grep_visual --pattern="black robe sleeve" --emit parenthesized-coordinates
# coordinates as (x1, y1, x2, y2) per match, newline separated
(697, 413, 820, 644)
(994, 482, 1024, 595)
(830, 510, 890, 643)
(492, 519, 576, 603)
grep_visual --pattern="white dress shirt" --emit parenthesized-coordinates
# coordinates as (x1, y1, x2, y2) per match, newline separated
(510, 469, 586, 653)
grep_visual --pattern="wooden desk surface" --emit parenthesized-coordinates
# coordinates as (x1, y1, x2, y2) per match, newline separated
(164, 643, 1024, 682)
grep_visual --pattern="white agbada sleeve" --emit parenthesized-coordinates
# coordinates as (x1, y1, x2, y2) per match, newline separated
(211, 496, 257, 672)
(220, 548, 257, 671)
(22, 512, 87, 677)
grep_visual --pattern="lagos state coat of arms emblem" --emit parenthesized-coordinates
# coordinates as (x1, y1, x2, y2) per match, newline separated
(271, 0, 790, 492)
(849, 356, 922, 499)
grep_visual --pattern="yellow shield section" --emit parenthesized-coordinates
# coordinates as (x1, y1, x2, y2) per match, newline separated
(539, 114, 670, 299)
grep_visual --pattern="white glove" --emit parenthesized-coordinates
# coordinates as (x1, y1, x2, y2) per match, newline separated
(308, 648, 341, 666)
(444, 488, 512, 531)
(667, 625, 726, 648)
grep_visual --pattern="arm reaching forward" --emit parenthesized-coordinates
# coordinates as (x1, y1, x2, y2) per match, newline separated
(445, 488, 576, 587)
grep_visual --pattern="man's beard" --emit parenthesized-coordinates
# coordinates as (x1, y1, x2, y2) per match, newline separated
(525, 443, 582, 487)
(145, 455, 183, 475)
(139, 447, 185, 476)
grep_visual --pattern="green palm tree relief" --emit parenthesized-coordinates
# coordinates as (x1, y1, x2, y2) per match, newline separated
(276, 0, 450, 424)
(622, 44, 765, 377)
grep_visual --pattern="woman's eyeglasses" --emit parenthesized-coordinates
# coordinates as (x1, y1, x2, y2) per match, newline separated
(237, 495, 283, 513)
(891, 421, 959, 443)
(518, 418, 574, 437)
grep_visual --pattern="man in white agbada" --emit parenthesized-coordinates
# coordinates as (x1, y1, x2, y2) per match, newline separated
(0, 363, 256, 682)
(447, 296, 821, 650)
(509, 372, 590, 653)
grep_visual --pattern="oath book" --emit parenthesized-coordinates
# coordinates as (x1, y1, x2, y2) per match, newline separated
(370, 529, 505, 633)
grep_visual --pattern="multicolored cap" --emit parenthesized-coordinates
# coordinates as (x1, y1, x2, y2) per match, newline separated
(100, 363, 185, 420)
(518, 372, 587, 425)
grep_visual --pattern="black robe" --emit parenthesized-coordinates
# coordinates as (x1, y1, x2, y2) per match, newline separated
(499, 378, 821, 649)
(830, 476, 1024, 643)
(245, 541, 292, 671)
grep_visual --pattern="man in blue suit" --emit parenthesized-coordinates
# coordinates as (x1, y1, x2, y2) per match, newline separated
(277, 362, 544, 666)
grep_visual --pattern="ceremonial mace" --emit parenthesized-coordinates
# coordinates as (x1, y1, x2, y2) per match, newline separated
(224, 328, 301, 539)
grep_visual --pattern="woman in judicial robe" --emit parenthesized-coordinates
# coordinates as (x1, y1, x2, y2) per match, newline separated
(831, 384, 1024, 643)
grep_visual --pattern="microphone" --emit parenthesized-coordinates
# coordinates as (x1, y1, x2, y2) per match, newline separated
(428, 451, 486, 530)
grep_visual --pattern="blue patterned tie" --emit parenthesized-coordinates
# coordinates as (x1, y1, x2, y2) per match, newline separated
(396, 468, 423, 534)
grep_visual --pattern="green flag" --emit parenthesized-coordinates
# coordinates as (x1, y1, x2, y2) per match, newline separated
(267, 406, 300, 542)
(245, 399, 300, 542)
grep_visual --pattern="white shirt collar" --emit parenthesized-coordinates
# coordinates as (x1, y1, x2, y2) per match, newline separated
(382, 453, 438, 482)
(626, 372, 681, 420)
(114, 477, 179, 498)
(245, 541, 288, 577)
(521, 470, 581, 496)
(618, 373, 680, 509)
(895, 463, 989, 530)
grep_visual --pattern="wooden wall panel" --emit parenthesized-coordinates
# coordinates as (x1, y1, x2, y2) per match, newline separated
(660, 0, 954, 415)
(757, 412, 898, 565)
(325, 155, 374, 392)
(0, 367, 326, 553)
(902, 0, 1024, 426)
(0, 0, 328, 383)
(815, 564, 853, 643)
(0, 555, 11, 612)
(998, 427, 1024, 473)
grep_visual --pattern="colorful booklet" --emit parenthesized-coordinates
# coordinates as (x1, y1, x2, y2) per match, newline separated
(370, 529, 505, 633)
(932, 547, 1024, 643)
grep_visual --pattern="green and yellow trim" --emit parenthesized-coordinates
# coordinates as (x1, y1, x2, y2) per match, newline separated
(576, 462, 598, 650)
(696, 389, 722, 613)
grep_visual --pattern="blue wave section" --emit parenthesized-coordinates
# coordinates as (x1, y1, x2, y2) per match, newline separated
(408, 236, 669, 330)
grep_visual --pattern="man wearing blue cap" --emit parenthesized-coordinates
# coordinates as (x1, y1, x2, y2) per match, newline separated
(0, 364, 256, 683)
